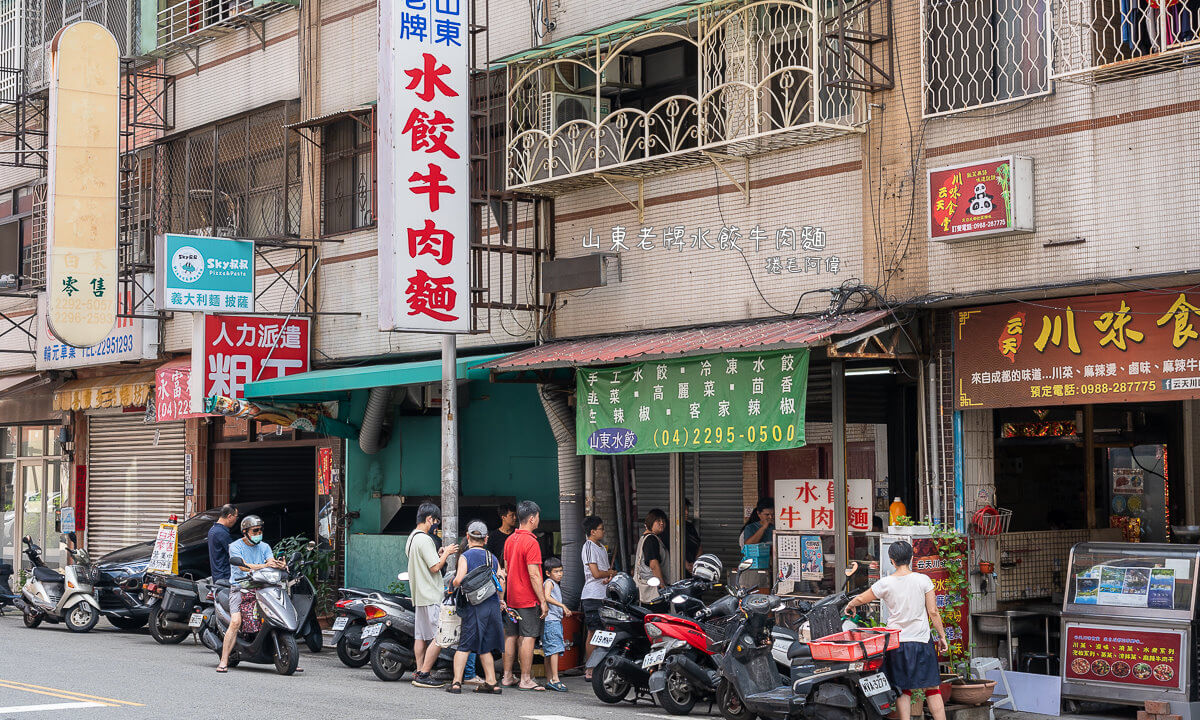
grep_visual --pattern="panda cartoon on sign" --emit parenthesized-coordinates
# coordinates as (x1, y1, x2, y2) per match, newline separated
(967, 182, 994, 216)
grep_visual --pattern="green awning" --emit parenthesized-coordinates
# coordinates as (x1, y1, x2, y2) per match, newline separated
(243, 352, 511, 401)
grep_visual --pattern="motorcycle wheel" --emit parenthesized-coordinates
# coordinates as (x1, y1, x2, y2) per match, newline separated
(370, 639, 409, 682)
(22, 609, 42, 628)
(149, 605, 189, 645)
(717, 679, 756, 720)
(654, 668, 698, 716)
(273, 632, 300, 676)
(337, 634, 370, 668)
(65, 603, 99, 633)
(592, 663, 632, 704)
(108, 615, 148, 630)
(304, 626, 323, 653)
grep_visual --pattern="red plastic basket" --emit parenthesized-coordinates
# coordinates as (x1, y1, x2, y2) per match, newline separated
(808, 628, 901, 662)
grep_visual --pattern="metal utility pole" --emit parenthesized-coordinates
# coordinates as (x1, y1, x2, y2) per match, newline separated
(441, 334, 459, 552)
(832, 359, 848, 574)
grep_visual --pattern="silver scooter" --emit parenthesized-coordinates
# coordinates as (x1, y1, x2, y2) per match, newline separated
(17, 535, 102, 633)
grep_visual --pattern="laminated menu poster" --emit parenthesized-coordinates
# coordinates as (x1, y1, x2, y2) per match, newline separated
(1075, 576, 1099, 605)
(1147, 568, 1176, 609)
(800, 536, 824, 581)
(1097, 566, 1151, 607)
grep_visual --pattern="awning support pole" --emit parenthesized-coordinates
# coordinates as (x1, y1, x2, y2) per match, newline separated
(441, 334, 459, 558)
(832, 359, 848, 577)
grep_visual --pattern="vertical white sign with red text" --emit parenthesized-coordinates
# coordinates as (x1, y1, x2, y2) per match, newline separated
(379, 0, 470, 333)
(774, 478, 873, 533)
(190, 314, 311, 412)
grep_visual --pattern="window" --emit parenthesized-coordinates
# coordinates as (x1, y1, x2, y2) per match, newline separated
(0, 185, 35, 289)
(922, 0, 1050, 116)
(321, 113, 375, 235)
(0, 423, 67, 569)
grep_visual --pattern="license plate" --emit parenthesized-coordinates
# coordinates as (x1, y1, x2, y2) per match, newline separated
(361, 623, 383, 639)
(591, 630, 615, 648)
(332, 616, 348, 631)
(859, 673, 890, 697)
(188, 613, 205, 628)
(643, 648, 667, 669)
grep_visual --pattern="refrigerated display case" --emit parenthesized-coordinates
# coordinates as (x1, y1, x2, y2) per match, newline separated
(1062, 542, 1200, 717)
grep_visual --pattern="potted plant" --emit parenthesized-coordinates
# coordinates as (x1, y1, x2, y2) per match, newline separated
(909, 687, 926, 717)
(888, 515, 935, 536)
(946, 643, 997, 706)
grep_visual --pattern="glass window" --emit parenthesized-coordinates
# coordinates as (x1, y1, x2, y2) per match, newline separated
(1067, 544, 1197, 612)
(0, 427, 15, 458)
(19, 426, 43, 456)
(0, 463, 14, 567)
(322, 114, 375, 235)
(48, 426, 61, 456)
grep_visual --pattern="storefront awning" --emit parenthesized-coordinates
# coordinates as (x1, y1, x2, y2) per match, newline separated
(242, 352, 512, 401)
(0, 373, 45, 397)
(52, 371, 156, 411)
(477, 311, 890, 371)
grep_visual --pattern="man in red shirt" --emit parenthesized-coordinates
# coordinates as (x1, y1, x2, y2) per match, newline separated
(502, 500, 548, 690)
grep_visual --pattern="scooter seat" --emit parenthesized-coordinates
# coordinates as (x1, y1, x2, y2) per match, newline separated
(32, 566, 63, 583)
(787, 642, 813, 660)
(376, 592, 412, 608)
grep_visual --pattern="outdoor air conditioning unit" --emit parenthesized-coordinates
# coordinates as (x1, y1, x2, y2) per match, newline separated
(539, 92, 612, 133)
(578, 56, 644, 92)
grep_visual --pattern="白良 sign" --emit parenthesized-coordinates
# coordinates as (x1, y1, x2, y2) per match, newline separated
(575, 349, 809, 455)
(928, 156, 1033, 241)
(378, 0, 470, 332)
(955, 287, 1200, 409)
(157, 233, 255, 312)
(190, 314, 310, 412)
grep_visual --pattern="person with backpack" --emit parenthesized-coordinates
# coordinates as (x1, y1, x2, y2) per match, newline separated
(407, 502, 460, 689)
(446, 521, 504, 695)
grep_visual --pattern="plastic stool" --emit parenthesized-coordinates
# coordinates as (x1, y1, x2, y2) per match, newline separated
(970, 657, 1013, 710)
(1021, 651, 1058, 676)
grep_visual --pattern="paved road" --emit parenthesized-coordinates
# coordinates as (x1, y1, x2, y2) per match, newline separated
(0, 613, 710, 719)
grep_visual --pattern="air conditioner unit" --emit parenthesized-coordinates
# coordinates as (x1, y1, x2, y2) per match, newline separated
(539, 92, 612, 133)
(578, 56, 644, 92)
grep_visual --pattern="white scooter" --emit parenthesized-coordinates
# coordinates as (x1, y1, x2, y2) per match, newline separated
(17, 535, 102, 633)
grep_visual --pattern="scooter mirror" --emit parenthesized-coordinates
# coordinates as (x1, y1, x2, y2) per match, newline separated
(306, 541, 317, 551)
(738, 559, 754, 572)
(647, 577, 661, 588)
(397, 572, 410, 582)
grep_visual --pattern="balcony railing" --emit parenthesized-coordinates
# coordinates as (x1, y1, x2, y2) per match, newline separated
(152, 0, 298, 57)
(1052, 0, 1200, 80)
(503, 0, 872, 193)
(24, 0, 131, 91)
(0, 1, 24, 102)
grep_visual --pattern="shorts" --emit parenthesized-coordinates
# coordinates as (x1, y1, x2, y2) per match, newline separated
(581, 599, 604, 632)
(228, 587, 244, 615)
(541, 619, 565, 655)
(414, 604, 441, 642)
(503, 606, 543, 638)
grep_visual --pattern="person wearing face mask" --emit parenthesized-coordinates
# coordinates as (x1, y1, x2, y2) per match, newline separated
(217, 514, 286, 673)
(408, 502, 459, 688)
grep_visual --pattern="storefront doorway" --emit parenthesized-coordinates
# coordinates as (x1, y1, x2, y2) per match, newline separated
(0, 424, 68, 569)
(229, 446, 317, 541)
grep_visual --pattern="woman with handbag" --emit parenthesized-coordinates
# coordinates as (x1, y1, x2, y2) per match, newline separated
(447, 520, 506, 695)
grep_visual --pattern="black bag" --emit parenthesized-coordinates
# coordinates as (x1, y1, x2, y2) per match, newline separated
(460, 552, 498, 606)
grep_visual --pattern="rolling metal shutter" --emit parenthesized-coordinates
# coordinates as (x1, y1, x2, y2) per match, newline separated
(632, 453, 745, 576)
(86, 414, 186, 557)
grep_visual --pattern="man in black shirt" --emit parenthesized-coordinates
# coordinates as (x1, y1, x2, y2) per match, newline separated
(207, 505, 238, 581)
(487, 503, 517, 567)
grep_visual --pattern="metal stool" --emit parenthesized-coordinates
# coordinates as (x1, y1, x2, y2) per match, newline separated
(1021, 651, 1058, 675)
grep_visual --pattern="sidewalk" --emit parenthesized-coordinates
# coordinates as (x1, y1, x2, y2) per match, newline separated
(997, 708, 1137, 720)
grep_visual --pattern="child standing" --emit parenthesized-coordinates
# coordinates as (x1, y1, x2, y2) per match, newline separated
(541, 557, 572, 692)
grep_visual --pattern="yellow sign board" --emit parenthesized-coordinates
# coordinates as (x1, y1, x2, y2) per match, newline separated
(147, 523, 179, 575)
(47, 22, 119, 348)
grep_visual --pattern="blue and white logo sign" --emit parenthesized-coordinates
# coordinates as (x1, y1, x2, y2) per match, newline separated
(157, 233, 254, 312)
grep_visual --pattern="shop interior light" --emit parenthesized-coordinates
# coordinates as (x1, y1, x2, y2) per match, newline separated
(844, 367, 896, 377)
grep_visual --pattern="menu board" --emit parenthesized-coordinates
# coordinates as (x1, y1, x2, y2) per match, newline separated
(912, 538, 969, 652)
(1065, 624, 1184, 690)
(1076, 566, 1175, 609)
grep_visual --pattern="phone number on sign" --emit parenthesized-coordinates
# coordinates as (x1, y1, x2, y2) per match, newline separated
(1032, 380, 1158, 398)
(651, 424, 797, 448)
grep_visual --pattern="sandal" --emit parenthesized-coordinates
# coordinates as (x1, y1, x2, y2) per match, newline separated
(474, 683, 503, 694)
(546, 681, 568, 692)
(215, 666, 228, 673)
(446, 682, 463, 694)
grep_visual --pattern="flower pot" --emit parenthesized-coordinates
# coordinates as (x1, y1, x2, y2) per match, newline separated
(888, 525, 934, 537)
(949, 680, 997, 706)
(979, 561, 995, 574)
(938, 673, 957, 699)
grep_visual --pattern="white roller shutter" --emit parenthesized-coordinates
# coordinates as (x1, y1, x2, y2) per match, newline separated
(86, 414, 186, 557)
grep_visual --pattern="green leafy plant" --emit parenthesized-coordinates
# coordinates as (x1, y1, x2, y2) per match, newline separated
(387, 578, 410, 596)
(274, 535, 336, 616)
(893, 515, 915, 526)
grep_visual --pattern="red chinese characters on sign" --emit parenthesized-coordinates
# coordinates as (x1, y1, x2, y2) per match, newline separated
(317, 446, 333, 496)
(1065, 625, 1183, 690)
(928, 157, 1032, 241)
(775, 478, 872, 533)
(191, 315, 310, 409)
(155, 359, 205, 422)
(911, 538, 969, 655)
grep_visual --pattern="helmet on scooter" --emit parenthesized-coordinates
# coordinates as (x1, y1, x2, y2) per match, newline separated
(691, 553, 723, 583)
(606, 572, 637, 605)
(240, 514, 264, 533)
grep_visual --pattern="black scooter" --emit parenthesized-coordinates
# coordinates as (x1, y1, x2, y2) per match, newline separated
(292, 570, 323, 652)
(143, 572, 214, 645)
(331, 586, 411, 668)
(715, 562, 899, 720)
(360, 572, 454, 682)
(0, 562, 17, 614)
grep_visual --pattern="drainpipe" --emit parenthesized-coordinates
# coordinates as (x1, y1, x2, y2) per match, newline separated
(927, 360, 941, 525)
(539, 384, 583, 607)
(359, 387, 391, 455)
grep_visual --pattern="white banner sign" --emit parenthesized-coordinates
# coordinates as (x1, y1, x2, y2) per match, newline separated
(378, 0, 470, 332)
(35, 283, 157, 370)
(774, 478, 873, 533)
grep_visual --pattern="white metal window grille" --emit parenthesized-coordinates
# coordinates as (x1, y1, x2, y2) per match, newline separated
(922, 0, 1052, 117)
(0, 0, 24, 103)
(154, 0, 297, 56)
(24, 0, 130, 92)
(1051, 0, 1200, 80)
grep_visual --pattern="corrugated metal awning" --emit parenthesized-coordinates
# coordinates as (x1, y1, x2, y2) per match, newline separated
(285, 104, 375, 131)
(478, 311, 890, 371)
(53, 371, 156, 411)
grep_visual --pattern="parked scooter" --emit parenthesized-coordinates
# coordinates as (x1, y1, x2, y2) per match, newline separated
(17, 535, 102, 632)
(714, 561, 899, 720)
(0, 562, 18, 614)
(360, 572, 454, 682)
(92, 567, 152, 630)
(330, 586, 412, 668)
(199, 542, 317, 675)
(292, 566, 324, 653)
(142, 571, 214, 645)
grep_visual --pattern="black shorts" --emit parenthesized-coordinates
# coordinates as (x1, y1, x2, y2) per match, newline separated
(581, 599, 604, 632)
(503, 606, 543, 638)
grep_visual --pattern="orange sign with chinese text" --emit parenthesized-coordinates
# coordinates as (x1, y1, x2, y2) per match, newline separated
(956, 288, 1200, 409)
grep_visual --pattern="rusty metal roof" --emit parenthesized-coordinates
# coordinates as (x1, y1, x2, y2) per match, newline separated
(478, 311, 890, 371)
